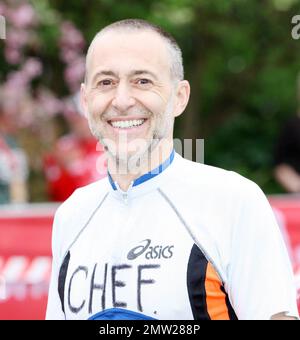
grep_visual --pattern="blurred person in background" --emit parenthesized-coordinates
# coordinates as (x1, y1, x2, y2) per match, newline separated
(273, 111, 300, 194)
(0, 103, 28, 204)
(43, 93, 106, 202)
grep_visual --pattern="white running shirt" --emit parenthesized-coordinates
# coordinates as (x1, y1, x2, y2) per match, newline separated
(46, 151, 299, 320)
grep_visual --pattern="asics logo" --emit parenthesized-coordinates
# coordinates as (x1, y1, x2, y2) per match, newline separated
(127, 239, 174, 260)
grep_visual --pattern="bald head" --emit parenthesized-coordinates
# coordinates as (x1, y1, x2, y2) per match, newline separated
(84, 19, 184, 84)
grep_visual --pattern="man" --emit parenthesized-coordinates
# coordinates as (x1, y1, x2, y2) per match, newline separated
(46, 19, 299, 320)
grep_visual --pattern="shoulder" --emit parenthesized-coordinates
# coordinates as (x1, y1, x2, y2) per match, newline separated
(52, 178, 109, 258)
(169, 154, 262, 200)
(164, 155, 270, 237)
(56, 178, 108, 217)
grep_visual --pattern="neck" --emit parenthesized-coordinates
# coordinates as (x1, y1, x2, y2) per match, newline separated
(108, 140, 173, 191)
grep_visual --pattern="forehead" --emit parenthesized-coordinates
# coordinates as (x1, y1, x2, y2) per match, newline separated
(87, 30, 171, 79)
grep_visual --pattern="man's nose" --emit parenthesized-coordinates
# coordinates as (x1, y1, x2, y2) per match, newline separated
(111, 82, 136, 113)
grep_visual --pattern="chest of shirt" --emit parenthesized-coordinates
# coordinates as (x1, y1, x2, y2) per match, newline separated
(63, 197, 196, 319)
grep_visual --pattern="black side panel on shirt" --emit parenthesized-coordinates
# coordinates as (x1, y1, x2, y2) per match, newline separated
(221, 285, 238, 320)
(58, 251, 71, 314)
(187, 244, 211, 320)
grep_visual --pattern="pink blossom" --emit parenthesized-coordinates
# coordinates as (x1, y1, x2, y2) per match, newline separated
(59, 49, 78, 64)
(5, 70, 29, 90)
(0, 7, 88, 131)
(36, 89, 64, 117)
(8, 4, 37, 29)
(0, 3, 8, 16)
(64, 57, 85, 93)
(6, 29, 30, 49)
(23, 58, 43, 79)
(4, 47, 22, 64)
(0, 81, 32, 128)
(60, 21, 85, 51)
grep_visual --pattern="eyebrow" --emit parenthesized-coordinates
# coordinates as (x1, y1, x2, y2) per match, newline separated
(91, 71, 117, 83)
(91, 69, 158, 83)
(129, 70, 158, 80)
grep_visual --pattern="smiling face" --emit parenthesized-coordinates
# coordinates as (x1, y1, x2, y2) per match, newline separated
(81, 29, 189, 166)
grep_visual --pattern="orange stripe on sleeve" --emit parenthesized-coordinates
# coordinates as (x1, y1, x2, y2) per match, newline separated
(204, 262, 230, 320)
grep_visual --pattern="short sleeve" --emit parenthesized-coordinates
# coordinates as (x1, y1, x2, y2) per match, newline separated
(227, 182, 299, 320)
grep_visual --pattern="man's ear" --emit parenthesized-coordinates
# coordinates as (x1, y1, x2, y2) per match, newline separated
(80, 83, 89, 118)
(173, 80, 190, 118)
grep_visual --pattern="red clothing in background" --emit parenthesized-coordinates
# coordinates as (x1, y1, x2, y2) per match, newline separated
(44, 135, 107, 201)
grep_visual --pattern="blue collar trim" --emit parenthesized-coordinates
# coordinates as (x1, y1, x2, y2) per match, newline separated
(108, 149, 175, 191)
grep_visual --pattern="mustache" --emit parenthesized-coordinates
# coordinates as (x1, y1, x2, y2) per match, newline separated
(102, 107, 151, 120)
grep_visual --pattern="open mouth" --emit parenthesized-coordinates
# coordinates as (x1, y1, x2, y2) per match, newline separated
(108, 118, 147, 129)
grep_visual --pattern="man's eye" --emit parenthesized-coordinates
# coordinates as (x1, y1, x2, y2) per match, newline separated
(137, 78, 152, 85)
(98, 79, 113, 86)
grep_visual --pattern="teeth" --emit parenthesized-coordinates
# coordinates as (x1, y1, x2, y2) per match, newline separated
(110, 119, 145, 129)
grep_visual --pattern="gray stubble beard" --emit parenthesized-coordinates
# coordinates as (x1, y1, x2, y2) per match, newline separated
(87, 94, 175, 173)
